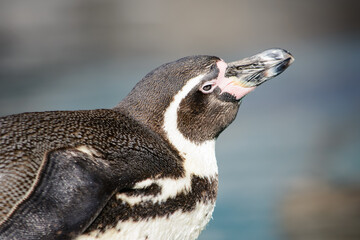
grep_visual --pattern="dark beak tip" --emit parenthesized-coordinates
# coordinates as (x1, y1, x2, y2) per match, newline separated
(281, 49, 295, 64)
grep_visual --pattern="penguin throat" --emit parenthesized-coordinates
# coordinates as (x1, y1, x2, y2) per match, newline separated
(163, 75, 218, 178)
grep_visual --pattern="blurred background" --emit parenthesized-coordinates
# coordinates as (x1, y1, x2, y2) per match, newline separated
(0, 0, 359, 239)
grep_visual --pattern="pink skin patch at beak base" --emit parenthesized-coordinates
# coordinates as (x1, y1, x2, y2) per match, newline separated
(215, 61, 256, 100)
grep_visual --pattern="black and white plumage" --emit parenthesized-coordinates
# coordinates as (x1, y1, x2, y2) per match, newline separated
(0, 49, 294, 240)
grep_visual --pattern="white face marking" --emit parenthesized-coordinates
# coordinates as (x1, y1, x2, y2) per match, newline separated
(162, 74, 218, 178)
(76, 202, 215, 240)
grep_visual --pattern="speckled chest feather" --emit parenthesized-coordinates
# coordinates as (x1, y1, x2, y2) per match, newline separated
(78, 175, 218, 240)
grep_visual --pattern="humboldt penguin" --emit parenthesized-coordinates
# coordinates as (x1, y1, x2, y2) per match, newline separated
(0, 48, 294, 240)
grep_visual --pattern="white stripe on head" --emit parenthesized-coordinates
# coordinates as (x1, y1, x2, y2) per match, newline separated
(162, 74, 218, 178)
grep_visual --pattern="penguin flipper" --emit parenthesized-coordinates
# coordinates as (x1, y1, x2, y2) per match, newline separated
(0, 148, 116, 240)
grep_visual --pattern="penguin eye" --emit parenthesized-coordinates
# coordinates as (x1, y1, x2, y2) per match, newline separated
(200, 82, 215, 94)
(203, 85, 212, 91)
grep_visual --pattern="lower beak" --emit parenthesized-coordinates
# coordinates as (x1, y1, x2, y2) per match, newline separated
(225, 48, 294, 88)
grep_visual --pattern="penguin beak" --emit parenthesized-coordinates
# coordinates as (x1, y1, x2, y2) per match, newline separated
(225, 48, 294, 88)
(216, 48, 294, 101)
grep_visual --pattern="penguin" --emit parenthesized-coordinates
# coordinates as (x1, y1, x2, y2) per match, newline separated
(0, 48, 294, 240)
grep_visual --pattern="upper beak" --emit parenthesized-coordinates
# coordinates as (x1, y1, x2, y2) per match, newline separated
(225, 48, 294, 88)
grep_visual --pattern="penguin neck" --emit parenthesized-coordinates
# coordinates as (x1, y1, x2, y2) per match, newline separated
(114, 94, 168, 140)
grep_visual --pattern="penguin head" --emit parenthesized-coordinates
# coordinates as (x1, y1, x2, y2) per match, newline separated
(116, 49, 294, 144)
